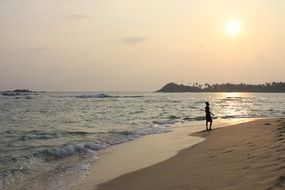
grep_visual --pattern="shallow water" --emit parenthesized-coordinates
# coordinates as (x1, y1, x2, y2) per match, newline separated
(0, 92, 284, 189)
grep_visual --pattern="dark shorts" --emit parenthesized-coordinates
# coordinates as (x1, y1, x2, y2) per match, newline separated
(206, 115, 212, 122)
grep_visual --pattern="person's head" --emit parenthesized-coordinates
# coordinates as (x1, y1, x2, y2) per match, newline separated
(205, 102, 209, 106)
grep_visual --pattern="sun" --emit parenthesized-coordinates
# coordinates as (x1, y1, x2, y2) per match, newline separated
(226, 20, 241, 37)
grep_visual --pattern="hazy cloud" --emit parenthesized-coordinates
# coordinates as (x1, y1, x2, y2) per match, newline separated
(26, 46, 49, 53)
(122, 37, 146, 44)
(66, 14, 89, 20)
(256, 55, 268, 64)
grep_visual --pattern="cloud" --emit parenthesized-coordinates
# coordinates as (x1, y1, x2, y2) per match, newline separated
(256, 55, 268, 64)
(122, 37, 146, 44)
(66, 14, 89, 20)
(26, 46, 49, 53)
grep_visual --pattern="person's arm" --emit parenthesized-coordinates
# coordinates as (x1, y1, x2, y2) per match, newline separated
(210, 111, 214, 116)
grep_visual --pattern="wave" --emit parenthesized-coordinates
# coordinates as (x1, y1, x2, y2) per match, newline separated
(11, 130, 98, 141)
(220, 115, 257, 119)
(76, 94, 112, 98)
(17, 130, 60, 141)
(115, 95, 144, 98)
(34, 128, 168, 161)
(76, 93, 144, 99)
(62, 131, 95, 137)
(110, 130, 137, 136)
(129, 110, 145, 114)
(153, 119, 176, 125)
(167, 115, 180, 119)
(183, 116, 205, 121)
(220, 115, 244, 119)
(35, 142, 107, 160)
(153, 117, 188, 123)
(14, 130, 103, 140)
(193, 116, 206, 121)
(33, 126, 169, 161)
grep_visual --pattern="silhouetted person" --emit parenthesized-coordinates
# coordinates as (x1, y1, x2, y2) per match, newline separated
(205, 102, 214, 130)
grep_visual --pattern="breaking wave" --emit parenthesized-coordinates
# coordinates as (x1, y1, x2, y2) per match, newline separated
(76, 93, 144, 99)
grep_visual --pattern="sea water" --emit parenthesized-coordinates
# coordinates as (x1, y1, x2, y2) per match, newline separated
(0, 92, 284, 190)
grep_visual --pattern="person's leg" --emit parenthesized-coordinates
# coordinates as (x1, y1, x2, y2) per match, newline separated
(209, 121, 212, 130)
(206, 121, 208, 130)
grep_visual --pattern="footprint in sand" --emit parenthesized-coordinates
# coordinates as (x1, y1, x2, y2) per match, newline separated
(221, 149, 234, 154)
(267, 176, 285, 190)
(276, 127, 285, 134)
(274, 176, 285, 189)
(245, 142, 255, 147)
(275, 120, 282, 123)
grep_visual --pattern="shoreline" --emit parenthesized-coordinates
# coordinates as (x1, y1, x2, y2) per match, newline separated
(95, 118, 285, 190)
(74, 118, 255, 190)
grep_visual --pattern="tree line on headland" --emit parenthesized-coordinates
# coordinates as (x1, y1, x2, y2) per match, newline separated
(157, 82, 285, 92)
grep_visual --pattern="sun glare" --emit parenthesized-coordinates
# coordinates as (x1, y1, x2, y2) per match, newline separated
(226, 20, 241, 37)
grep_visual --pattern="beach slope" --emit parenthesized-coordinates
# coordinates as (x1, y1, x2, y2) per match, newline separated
(97, 118, 285, 190)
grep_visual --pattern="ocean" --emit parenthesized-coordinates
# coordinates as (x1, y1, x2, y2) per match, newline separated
(0, 92, 284, 190)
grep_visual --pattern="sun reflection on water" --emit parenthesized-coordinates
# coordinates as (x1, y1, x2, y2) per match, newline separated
(217, 92, 254, 118)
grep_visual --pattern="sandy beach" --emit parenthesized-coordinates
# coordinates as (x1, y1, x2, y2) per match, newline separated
(96, 118, 285, 190)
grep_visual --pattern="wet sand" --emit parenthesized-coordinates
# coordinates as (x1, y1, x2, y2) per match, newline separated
(75, 119, 248, 190)
(96, 118, 285, 190)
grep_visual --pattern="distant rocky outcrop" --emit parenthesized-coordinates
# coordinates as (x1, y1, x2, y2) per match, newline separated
(157, 82, 285, 92)
(2, 89, 36, 96)
(13, 89, 32, 93)
(156, 83, 202, 92)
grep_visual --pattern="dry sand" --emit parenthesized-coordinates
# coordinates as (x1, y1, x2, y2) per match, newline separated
(97, 118, 285, 190)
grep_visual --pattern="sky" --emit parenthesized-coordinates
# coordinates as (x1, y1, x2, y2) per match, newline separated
(0, 0, 284, 91)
